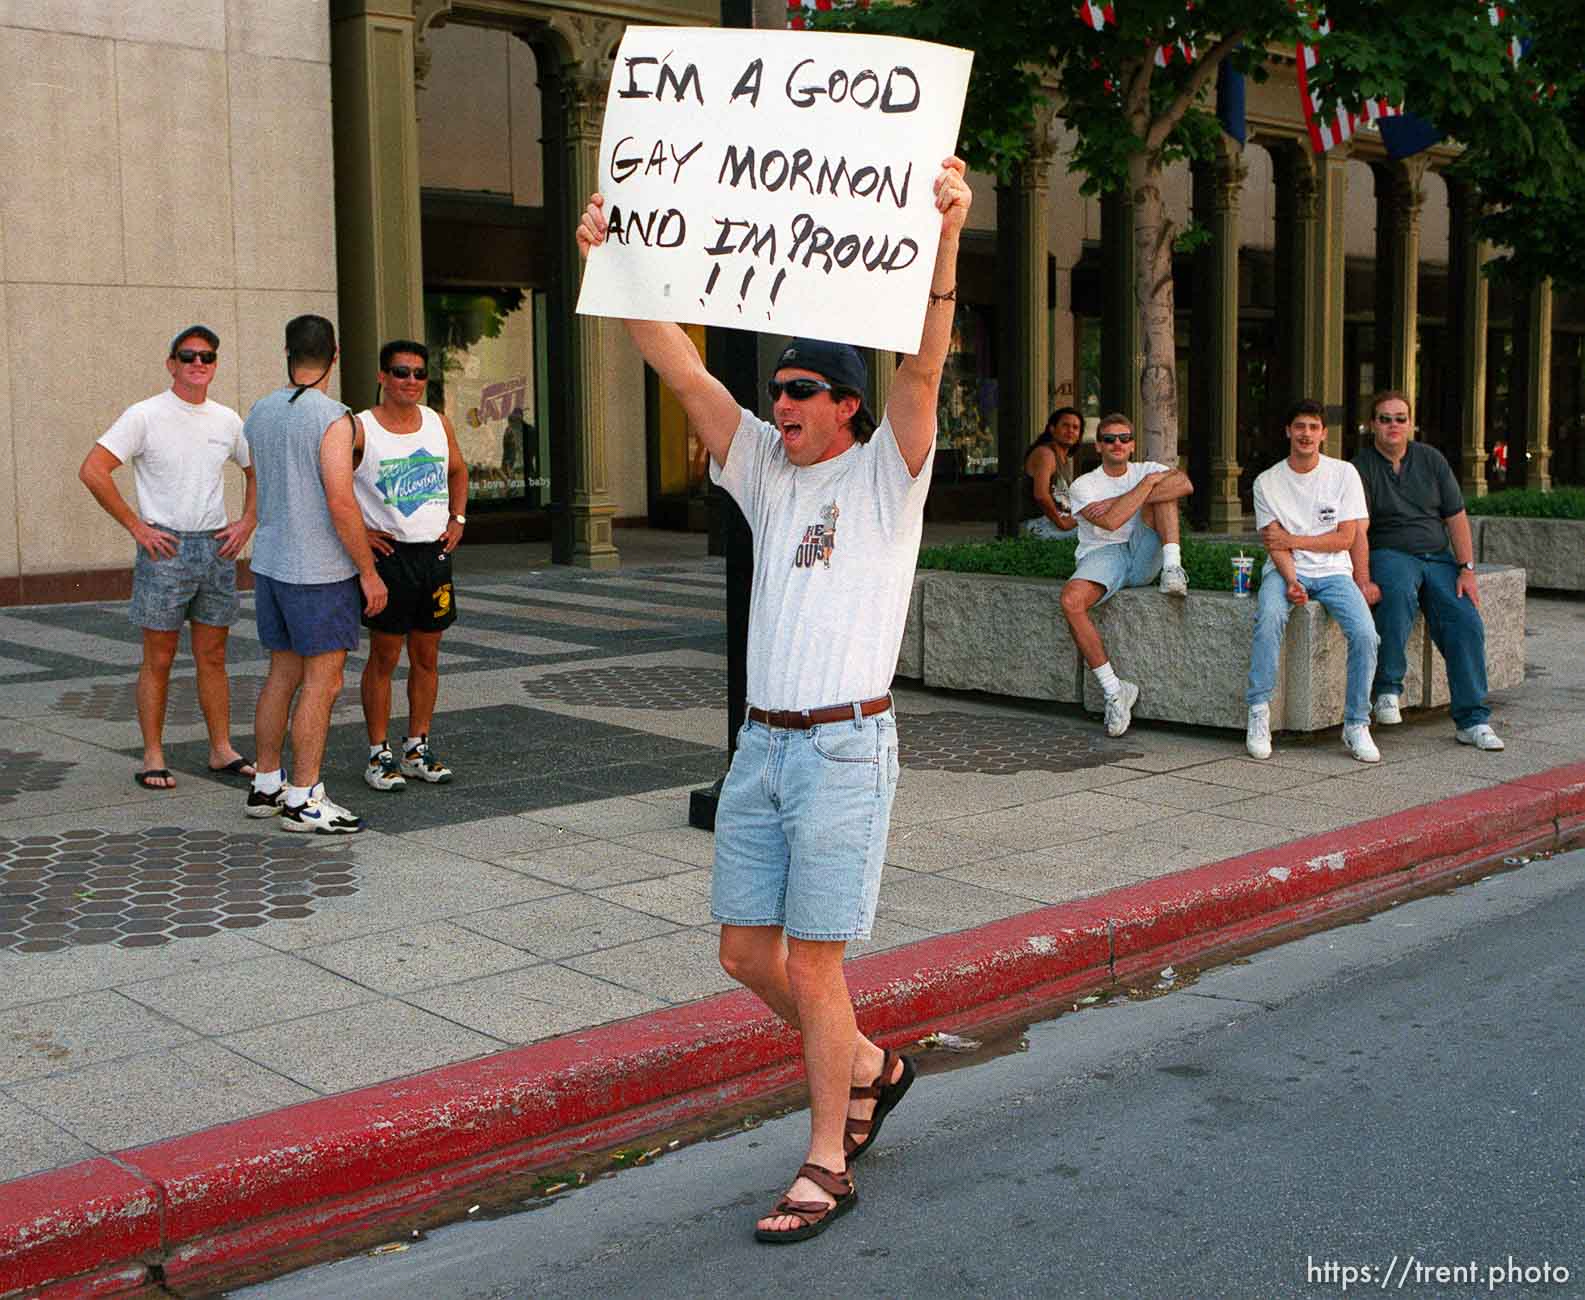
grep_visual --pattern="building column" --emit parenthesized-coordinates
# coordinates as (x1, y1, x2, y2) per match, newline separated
(1193, 137, 1247, 531)
(996, 106, 1057, 533)
(1273, 142, 1348, 455)
(1100, 188, 1141, 431)
(1445, 176, 1489, 496)
(330, 0, 427, 406)
(540, 18, 622, 569)
(1523, 279, 1554, 491)
(1371, 157, 1427, 408)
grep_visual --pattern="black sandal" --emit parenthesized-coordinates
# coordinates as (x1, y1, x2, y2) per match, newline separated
(844, 1049, 916, 1161)
(754, 1162, 855, 1244)
(134, 769, 175, 790)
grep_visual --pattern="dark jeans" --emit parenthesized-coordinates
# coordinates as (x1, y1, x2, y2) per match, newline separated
(1370, 548, 1489, 729)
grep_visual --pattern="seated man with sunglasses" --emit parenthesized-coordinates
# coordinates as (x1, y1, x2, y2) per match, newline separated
(79, 325, 258, 791)
(352, 340, 467, 791)
(1060, 412, 1193, 737)
(577, 156, 971, 1246)
(1349, 390, 1503, 752)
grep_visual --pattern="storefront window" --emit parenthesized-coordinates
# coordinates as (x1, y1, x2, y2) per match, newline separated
(936, 302, 998, 479)
(424, 287, 552, 509)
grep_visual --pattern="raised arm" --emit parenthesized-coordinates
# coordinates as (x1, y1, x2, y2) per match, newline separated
(576, 194, 741, 467)
(886, 157, 973, 478)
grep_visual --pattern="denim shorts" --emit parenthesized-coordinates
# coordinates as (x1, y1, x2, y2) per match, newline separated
(711, 709, 900, 942)
(128, 530, 238, 630)
(253, 571, 361, 657)
(1071, 522, 1163, 604)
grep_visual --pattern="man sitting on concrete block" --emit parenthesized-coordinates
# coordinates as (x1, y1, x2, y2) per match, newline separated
(1059, 412, 1193, 737)
(1246, 400, 1380, 763)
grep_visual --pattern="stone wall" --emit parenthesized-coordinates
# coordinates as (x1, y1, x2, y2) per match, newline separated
(1474, 517, 1585, 592)
(896, 566, 1526, 731)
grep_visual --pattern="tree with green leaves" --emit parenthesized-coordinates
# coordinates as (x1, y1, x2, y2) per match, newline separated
(824, 1, 1584, 466)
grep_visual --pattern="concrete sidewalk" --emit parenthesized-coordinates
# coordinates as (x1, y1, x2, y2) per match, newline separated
(1, 529, 1582, 1290)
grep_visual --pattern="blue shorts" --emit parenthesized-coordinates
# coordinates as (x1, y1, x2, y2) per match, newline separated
(128, 531, 238, 631)
(711, 710, 900, 942)
(253, 572, 361, 657)
(1071, 522, 1163, 604)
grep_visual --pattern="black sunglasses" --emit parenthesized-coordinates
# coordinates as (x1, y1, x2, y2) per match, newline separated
(386, 365, 428, 381)
(1097, 432, 1134, 445)
(767, 377, 833, 402)
(174, 349, 217, 365)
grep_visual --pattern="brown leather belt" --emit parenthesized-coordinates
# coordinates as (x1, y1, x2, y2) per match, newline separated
(747, 694, 893, 730)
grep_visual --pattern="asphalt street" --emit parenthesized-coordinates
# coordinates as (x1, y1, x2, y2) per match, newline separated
(234, 848, 1585, 1300)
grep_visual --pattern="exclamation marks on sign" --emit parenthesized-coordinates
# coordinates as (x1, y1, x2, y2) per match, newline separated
(767, 270, 786, 319)
(736, 266, 756, 312)
(700, 264, 721, 308)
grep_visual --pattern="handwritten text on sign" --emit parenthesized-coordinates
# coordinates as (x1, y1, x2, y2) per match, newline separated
(575, 28, 972, 355)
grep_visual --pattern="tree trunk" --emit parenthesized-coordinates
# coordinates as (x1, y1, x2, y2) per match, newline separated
(1132, 151, 1180, 467)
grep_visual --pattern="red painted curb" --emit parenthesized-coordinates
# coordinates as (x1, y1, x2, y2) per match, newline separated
(3, 765, 1578, 1296)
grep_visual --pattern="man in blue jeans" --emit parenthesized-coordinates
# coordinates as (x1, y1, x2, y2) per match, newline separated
(1349, 390, 1503, 751)
(1247, 400, 1380, 762)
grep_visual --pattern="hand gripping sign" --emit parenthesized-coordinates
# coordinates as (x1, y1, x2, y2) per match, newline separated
(576, 27, 972, 355)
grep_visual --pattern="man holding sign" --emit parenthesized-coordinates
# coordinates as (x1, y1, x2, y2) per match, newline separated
(579, 147, 968, 1243)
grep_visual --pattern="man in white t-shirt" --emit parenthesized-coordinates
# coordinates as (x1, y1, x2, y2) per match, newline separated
(79, 325, 257, 791)
(1246, 399, 1380, 763)
(576, 156, 971, 1246)
(1059, 412, 1193, 737)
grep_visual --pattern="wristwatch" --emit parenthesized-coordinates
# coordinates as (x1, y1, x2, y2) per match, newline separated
(451, 513, 467, 525)
(1461, 561, 1476, 572)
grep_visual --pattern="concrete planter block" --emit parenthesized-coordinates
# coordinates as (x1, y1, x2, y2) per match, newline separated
(1476, 516, 1583, 592)
(895, 573, 925, 680)
(1079, 588, 1264, 728)
(919, 572, 1082, 703)
(905, 565, 1525, 732)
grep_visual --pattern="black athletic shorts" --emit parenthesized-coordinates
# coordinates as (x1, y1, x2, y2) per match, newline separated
(363, 540, 458, 635)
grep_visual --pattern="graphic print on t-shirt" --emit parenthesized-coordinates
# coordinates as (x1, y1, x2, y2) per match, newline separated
(374, 447, 448, 517)
(792, 501, 841, 570)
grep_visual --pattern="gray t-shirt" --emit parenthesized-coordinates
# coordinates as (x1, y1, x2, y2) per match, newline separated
(244, 386, 356, 584)
(710, 409, 933, 711)
(1351, 441, 1464, 555)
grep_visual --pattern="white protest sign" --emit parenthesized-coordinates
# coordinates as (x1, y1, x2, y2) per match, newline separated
(575, 27, 972, 355)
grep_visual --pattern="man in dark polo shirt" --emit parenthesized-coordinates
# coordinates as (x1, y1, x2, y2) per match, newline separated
(1349, 390, 1503, 751)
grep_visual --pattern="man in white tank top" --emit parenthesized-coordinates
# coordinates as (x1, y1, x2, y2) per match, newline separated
(577, 157, 972, 1245)
(351, 340, 468, 792)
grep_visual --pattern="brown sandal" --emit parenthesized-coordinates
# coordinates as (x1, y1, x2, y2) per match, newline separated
(844, 1049, 916, 1161)
(753, 1162, 856, 1244)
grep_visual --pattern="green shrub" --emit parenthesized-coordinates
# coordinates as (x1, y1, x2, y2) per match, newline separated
(917, 536, 1270, 593)
(1465, 487, 1585, 519)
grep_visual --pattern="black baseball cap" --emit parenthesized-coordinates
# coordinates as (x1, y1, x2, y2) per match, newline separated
(775, 338, 868, 395)
(169, 324, 220, 356)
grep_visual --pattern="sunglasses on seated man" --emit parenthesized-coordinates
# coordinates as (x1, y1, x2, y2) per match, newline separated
(174, 349, 217, 365)
(1096, 431, 1134, 445)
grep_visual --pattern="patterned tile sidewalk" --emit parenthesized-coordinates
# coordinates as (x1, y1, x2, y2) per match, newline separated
(0, 528, 1580, 1185)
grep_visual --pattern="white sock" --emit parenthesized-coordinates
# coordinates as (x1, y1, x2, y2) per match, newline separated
(285, 783, 315, 808)
(369, 742, 388, 759)
(1162, 542, 1182, 568)
(252, 768, 284, 794)
(1093, 662, 1121, 698)
(403, 735, 424, 755)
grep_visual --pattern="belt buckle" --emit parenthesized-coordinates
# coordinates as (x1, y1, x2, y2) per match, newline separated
(799, 708, 811, 729)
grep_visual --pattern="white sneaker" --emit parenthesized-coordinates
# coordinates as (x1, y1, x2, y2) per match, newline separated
(1455, 723, 1505, 751)
(281, 784, 363, 834)
(1373, 694, 1403, 726)
(364, 747, 407, 792)
(1246, 703, 1272, 760)
(1342, 723, 1381, 763)
(1158, 564, 1188, 597)
(1104, 680, 1139, 738)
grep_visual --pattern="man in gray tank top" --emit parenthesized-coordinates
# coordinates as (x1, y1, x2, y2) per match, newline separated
(242, 315, 387, 834)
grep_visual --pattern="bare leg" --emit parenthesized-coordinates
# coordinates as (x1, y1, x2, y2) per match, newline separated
(255, 650, 304, 775)
(719, 928, 899, 1233)
(190, 622, 247, 771)
(1141, 499, 1181, 544)
(287, 650, 348, 789)
(136, 629, 180, 785)
(360, 632, 404, 745)
(1060, 578, 1109, 669)
(404, 630, 444, 736)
